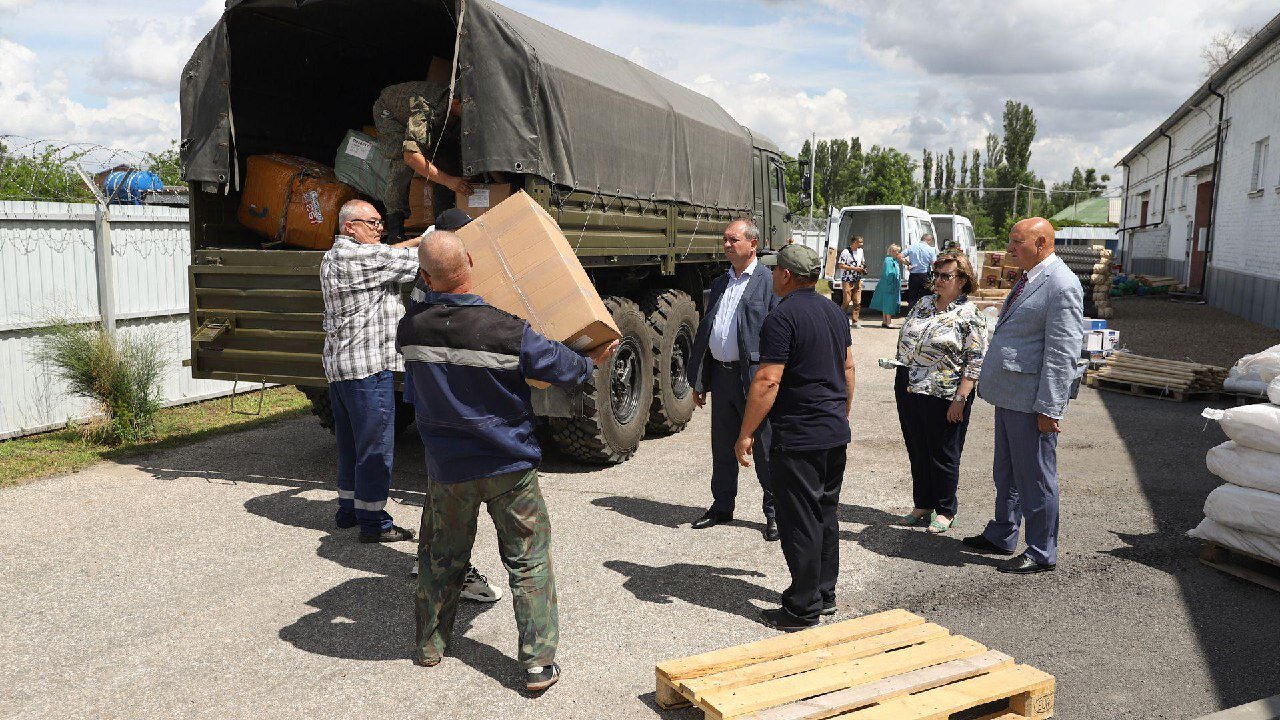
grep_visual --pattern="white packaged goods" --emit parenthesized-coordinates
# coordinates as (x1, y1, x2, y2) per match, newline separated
(1189, 518, 1280, 565)
(1206, 441, 1280, 495)
(1269, 376, 1280, 405)
(1236, 344, 1280, 382)
(1202, 404, 1280, 454)
(1202, 484, 1280, 538)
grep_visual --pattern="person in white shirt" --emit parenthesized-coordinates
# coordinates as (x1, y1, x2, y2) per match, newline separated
(686, 220, 781, 541)
(836, 235, 867, 326)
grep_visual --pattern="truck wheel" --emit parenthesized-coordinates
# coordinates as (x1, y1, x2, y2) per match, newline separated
(641, 289, 698, 435)
(550, 296, 653, 463)
(300, 384, 415, 436)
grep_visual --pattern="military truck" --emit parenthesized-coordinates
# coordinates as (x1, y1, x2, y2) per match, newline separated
(179, 0, 792, 464)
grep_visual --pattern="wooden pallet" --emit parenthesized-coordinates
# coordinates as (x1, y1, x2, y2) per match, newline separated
(1086, 376, 1219, 402)
(655, 609, 1055, 720)
(1200, 542, 1280, 593)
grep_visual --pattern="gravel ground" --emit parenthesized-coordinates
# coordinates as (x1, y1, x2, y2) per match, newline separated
(2, 315, 1279, 719)
(1106, 295, 1280, 368)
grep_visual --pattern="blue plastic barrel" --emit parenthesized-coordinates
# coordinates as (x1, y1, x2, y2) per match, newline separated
(102, 170, 164, 205)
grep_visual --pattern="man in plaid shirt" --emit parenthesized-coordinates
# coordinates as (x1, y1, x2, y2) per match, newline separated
(321, 199, 422, 542)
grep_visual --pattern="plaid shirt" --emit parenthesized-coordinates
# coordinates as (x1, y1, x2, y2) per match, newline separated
(321, 235, 419, 382)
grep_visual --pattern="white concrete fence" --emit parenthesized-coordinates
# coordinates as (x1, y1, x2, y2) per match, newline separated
(0, 200, 258, 440)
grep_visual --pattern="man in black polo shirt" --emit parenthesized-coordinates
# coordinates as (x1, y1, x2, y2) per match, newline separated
(735, 243, 855, 630)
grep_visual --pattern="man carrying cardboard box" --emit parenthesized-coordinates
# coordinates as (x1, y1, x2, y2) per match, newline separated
(398, 231, 617, 692)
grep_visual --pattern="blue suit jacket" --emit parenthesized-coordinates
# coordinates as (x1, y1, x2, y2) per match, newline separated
(689, 262, 778, 393)
(977, 257, 1084, 419)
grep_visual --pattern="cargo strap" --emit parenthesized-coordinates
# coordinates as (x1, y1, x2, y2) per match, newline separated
(273, 165, 326, 245)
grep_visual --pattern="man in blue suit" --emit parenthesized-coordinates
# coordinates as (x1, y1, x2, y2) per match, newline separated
(963, 217, 1084, 574)
(687, 219, 781, 541)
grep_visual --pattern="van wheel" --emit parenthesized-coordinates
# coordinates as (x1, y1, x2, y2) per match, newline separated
(550, 296, 653, 463)
(300, 384, 415, 436)
(641, 289, 698, 435)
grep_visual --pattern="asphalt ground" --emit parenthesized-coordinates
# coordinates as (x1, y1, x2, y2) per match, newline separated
(3, 307, 1280, 719)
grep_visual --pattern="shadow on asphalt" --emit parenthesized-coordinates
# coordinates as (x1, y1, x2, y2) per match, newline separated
(591, 495, 1000, 569)
(603, 560, 779, 626)
(1095, 390, 1280, 708)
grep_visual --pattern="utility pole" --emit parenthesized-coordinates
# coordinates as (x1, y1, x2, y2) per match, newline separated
(807, 131, 815, 225)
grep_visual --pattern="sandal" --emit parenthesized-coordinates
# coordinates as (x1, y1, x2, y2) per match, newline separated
(926, 515, 955, 534)
(898, 510, 934, 527)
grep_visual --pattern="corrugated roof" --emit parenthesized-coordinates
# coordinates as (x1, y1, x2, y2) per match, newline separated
(1049, 196, 1111, 223)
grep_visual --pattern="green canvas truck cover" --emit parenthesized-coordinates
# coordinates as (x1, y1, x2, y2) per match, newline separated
(180, 0, 753, 211)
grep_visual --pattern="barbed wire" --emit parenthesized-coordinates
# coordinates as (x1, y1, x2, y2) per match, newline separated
(0, 135, 182, 204)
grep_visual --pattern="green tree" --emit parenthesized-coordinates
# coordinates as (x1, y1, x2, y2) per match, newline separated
(861, 146, 917, 205)
(0, 141, 96, 202)
(943, 148, 956, 208)
(920, 149, 933, 207)
(143, 141, 183, 186)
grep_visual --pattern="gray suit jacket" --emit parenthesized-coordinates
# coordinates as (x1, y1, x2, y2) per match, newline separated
(688, 263, 778, 393)
(977, 256, 1084, 419)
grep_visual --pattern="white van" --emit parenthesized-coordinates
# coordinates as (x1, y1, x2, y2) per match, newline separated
(822, 205, 938, 297)
(930, 213, 979, 271)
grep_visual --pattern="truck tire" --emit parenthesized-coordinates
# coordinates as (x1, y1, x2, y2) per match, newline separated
(549, 296, 653, 463)
(300, 384, 415, 437)
(641, 288, 698, 435)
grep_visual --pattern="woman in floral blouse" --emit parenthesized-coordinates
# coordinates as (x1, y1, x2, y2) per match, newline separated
(893, 251, 988, 534)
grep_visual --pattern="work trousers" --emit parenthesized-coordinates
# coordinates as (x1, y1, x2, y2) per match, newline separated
(330, 371, 396, 534)
(906, 272, 929, 308)
(841, 279, 862, 322)
(415, 467, 558, 669)
(981, 407, 1061, 565)
(772, 445, 846, 623)
(894, 367, 973, 518)
(710, 361, 774, 519)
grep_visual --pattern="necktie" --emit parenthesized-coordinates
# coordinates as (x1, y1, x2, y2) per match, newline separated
(999, 274, 1028, 320)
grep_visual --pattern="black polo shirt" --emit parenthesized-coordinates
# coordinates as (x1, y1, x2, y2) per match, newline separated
(758, 287, 852, 451)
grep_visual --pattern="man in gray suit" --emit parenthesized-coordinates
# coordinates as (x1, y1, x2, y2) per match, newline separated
(962, 217, 1083, 574)
(687, 219, 781, 541)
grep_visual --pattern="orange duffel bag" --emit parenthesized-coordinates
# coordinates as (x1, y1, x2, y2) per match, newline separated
(238, 154, 357, 250)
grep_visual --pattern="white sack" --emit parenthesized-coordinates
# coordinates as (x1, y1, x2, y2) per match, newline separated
(1202, 404, 1280, 454)
(1188, 517, 1280, 566)
(1238, 344, 1280, 384)
(1202, 483, 1280, 538)
(1223, 371, 1268, 397)
(1206, 441, 1280, 495)
(1269, 376, 1280, 405)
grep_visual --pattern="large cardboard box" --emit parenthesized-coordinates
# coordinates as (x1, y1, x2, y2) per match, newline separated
(456, 183, 513, 219)
(824, 247, 838, 282)
(456, 191, 620, 366)
(238, 154, 356, 250)
(406, 176, 434, 230)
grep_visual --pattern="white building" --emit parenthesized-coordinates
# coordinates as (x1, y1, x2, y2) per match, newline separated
(1119, 12, 1280, 329)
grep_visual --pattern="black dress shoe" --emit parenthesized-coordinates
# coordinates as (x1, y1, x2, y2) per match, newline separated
(359, 524, 416, 543)
(997, 554, 1056, 574)
(691, 510, 732, 529)
(960, 534, 1015, 555)
(760, 607, 819, 632)
(763, 517, 780, 541)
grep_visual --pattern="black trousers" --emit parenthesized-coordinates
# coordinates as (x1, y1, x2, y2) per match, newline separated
(771, 445, 846, 622)
(906, 273, 929, 307)
(894, 367, 972, 518)
(710, 361, 774, 518)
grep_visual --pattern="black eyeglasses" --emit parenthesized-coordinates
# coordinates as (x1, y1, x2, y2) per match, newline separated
(350, 218, 384, 228)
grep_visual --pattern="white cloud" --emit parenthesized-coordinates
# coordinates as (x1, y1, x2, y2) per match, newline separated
(91, 0, 223, 93)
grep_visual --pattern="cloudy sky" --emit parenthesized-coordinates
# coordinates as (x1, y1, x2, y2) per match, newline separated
(1, 0, 1276, 184)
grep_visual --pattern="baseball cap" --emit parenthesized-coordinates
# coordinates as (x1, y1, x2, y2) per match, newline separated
(760, 244, 821, 278)
(433, 208, 473, 231)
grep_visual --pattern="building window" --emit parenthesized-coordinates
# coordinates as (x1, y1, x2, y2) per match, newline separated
(1181, 177, 1189, 207)
(1250, 137, 1269, 194)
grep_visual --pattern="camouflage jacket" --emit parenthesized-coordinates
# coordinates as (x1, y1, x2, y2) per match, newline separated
(373, 80, 450, 156)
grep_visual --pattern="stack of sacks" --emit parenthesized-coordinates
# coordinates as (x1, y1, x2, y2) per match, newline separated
(1191, 402, 1280, 563)
(1224, 343, 1280, 398)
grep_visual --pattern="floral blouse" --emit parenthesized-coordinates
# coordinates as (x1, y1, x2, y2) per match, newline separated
(895, 294, 989, 400)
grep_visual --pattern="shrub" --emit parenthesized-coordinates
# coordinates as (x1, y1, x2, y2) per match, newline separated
(36, 321, 166, 445)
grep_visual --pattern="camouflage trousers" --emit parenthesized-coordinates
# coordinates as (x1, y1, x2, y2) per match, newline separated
(414, 467, 558, 669)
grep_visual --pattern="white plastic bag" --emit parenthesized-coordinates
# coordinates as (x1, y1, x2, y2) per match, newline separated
(1237, 344, 1280, 384)
(1269, 376, 1280, 405)
(1202, 483, 1280, 538)
(1188, 517, 1280, 565)
(1206, 441, 1280, 494)
(1202, 404, 1280, 454)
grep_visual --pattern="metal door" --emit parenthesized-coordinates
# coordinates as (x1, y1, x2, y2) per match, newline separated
(1190, 180, 1213, 289)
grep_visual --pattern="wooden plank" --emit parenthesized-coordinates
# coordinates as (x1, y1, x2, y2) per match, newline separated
(682, 623, 951, 700)
(656, 672, 691, 710)
(839, 664, 1055, 720)
(657, 610, 924, 683)
(700, 636, 987, 720)
(972, 714, 1031, 720)
(1200, 543, 1280, 593)
(742, 650, 1013, 720)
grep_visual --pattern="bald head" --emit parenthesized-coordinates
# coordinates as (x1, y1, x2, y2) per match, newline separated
(1006, 217, 1055, 270)
(418, 230, 473, 293)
